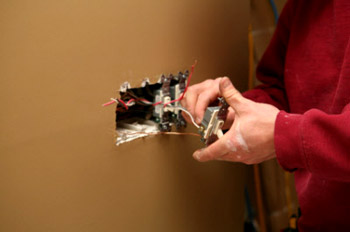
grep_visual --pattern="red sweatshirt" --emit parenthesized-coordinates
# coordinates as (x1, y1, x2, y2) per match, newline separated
(243, 0, 350, 231)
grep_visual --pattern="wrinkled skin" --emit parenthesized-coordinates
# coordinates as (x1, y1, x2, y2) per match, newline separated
(180, 77, 279, 164)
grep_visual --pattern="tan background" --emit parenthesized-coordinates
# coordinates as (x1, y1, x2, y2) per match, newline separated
(0, 0, 249, 231)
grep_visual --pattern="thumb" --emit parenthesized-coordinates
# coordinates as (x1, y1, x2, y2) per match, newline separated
(219, 77, 245, 110)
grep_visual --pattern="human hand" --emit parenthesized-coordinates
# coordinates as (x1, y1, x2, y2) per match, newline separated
(193, 77, 280, 164)
(180, 77, 235, 129)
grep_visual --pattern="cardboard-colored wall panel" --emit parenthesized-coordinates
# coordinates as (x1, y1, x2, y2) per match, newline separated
(0, 0, 249, 231)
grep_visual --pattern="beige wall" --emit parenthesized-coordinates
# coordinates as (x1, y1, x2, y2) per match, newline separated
(0, 0, 249, 231)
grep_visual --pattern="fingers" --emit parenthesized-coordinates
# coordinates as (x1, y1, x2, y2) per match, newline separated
(181, 110, 191, 123)
(183, 90, 198, 117)
(192, 78, 278, 165)
(219, 77, 245, 112)
(180, 95, 191, 123)
(193, 129, 239, 162)
(222, 107, 235, 129)
(194, 92, 218, 124)
(180, 78, 222, 125)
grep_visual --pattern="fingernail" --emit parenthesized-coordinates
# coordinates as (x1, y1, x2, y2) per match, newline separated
(222, 78, 232, 89)
(196, 117, 201, 124)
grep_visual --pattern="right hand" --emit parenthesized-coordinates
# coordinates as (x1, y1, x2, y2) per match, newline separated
(180, 77, 235, 129)
(192, 77, 279, 164)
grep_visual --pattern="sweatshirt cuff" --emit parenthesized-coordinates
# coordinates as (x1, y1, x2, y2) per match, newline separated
(274, 111, 307, 172)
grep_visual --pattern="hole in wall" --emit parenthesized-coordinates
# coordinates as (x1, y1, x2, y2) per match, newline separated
(115, 71, 189, 145)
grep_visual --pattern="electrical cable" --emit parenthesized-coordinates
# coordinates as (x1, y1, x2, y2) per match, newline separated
(103, 98, 129, 109)
(102, 61, 197, 108)
(126, 98, 153, 105)
(105, 97, 201, 130)
(114, 98, 128, 109)
(248, 24, 255, 90)
(167, 106, 200, 129)
(121, 131, 200, 137)
(103, 98, 152, 108)
(269, 0, 279, 25)
(102, 99, 117, 107)
(163, 60, 197, 107)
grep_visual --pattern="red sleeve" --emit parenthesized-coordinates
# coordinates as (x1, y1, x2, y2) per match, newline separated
(243, 0, 297, 111)
(275, 104, 350, 182)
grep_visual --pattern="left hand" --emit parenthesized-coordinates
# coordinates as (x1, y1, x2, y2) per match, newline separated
(193, 77, 280, 164)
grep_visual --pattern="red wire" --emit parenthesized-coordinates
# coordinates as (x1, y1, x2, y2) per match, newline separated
(103, 61, 196, 109)
(102, 99, 129, 109)
(102, 100, 116, 107)
(117, 99, 129, 110)
(163, 60, 197, 108)
(152, 101, 163, 106)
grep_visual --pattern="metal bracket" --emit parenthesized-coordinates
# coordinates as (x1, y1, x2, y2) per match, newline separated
(199, 98, 229, 146)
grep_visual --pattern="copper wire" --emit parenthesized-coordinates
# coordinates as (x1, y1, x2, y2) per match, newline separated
(122, 131, 200, 137)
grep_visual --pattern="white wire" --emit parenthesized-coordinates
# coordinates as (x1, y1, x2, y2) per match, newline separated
(113, 99, 200, 129)
(167, 106, 200, 128)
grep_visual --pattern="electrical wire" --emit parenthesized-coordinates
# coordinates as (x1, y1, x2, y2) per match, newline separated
(121, 131, 200, 137)
(103, 61, 197, 109)
(163, 60, 197, 108)
(102, 99, 117, 107)
(126, 98, 153, 105)
(152, 100, 163, 106)
(248, 24, 255, 90)
(166, 106, 200, 129)
(102, 98, 129, 109)
(105, 99, 201, 130)
(269, 0, 279, 25)
(103, 98, 152, 108)
(179, 107, 200, 128)
(113, 98, 128, 109)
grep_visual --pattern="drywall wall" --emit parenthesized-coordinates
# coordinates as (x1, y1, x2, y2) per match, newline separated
(0, 0, 249, 231)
